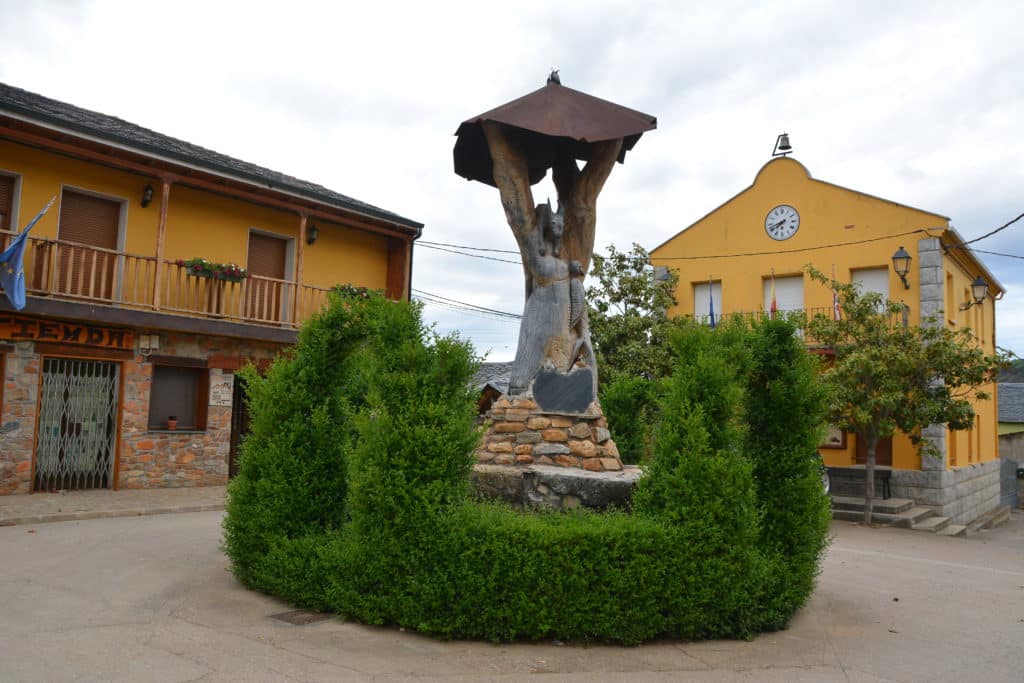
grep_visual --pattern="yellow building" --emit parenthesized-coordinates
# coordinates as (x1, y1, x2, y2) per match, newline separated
(0, 82, 420, 494)
(651, 152, 1004, 525)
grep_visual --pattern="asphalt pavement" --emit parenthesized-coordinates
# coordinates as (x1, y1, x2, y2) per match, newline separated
(0, 509, 1021, 682)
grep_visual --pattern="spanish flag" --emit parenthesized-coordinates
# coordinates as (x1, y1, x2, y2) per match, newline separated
(769, 269, 778, 319)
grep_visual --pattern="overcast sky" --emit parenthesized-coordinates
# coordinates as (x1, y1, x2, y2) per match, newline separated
(2, 0, 1021, 359)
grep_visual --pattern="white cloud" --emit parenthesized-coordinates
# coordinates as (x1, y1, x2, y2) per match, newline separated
(2, 0, 1022, 357)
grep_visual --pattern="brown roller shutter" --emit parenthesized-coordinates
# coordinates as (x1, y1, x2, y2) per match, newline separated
(0, 175, 14, 234)
(57, 189, 121, 299)
(245, 232, 289, 323)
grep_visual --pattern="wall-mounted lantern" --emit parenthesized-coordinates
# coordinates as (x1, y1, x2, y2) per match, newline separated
(891, 246, 912, 289)
(959, 276, 989, 311)
(306, 224, 319, 245)
(141, 184, 154, 208)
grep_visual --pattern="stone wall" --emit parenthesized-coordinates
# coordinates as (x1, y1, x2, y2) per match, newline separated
(471, 463, 641, 511)
(999, 432, 1024, 508)
(0, 329, 281, 495)
(475, 395, 623, 472)
(891, 460, 1001, 525)
(0, 342, 40, 494)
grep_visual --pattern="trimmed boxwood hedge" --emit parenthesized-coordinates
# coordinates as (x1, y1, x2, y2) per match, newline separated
(223, 292, 830, 644)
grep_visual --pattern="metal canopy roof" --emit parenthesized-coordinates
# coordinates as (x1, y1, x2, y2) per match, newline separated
(454, 78, 657, 187)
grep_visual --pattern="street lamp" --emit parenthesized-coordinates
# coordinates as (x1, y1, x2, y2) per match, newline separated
(891, 246, 912, 289)
(960, 276, 989, 310)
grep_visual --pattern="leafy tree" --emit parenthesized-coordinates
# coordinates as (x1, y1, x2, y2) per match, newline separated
(587, 243, 679, 386)
(806, 267, 1007, 523)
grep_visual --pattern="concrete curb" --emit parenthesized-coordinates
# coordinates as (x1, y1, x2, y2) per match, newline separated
(0, 503, 225, 527)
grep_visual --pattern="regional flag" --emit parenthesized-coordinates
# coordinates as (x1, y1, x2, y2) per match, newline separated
(769, 269, 778, 319)
(0, 197, 56, 310)
(832, 264, 841, 320)
(708, 276, 716, 329)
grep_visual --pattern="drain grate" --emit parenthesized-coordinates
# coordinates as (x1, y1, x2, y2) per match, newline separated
(268, 609, 333, 625)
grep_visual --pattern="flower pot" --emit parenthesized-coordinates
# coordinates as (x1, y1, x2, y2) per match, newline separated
(167, 417, 178, 431)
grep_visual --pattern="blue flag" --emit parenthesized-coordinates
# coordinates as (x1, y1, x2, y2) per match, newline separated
(0, 197, 56, 310)
(708, 278, 716, 329)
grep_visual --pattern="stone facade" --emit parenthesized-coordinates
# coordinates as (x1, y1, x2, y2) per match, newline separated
(891, 460, 1001, 525)
(475, 395, 623, 472)
(0, 342, 40, 494)
(0, 325, 282, 495)
(471, 463, 641, 511)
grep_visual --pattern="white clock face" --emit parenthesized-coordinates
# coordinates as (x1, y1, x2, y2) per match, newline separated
(765, 205, 800, 240)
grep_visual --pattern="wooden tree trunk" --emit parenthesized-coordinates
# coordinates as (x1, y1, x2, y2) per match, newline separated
(482, 121, 623, 397)
(864, 436, 877, 524)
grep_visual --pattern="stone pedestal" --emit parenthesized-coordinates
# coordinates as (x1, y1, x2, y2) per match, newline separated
(475, 395, 623, 472)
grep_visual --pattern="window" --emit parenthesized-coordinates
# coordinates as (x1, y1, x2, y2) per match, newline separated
(0, 172, 18, 235)
(57, 188, 122, 299)
(763, 275, 804, 313)
(148, 364, 209, 431)
(692, 280, 721, 325)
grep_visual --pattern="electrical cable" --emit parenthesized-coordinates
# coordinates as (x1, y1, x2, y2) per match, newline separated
(419, 240, 520, 255)
(954, 211, 1024, 247)
(412, 288, 522, 318)
(415, 242, 521, 264)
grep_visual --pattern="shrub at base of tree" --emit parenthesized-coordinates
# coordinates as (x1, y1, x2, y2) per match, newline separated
(223, 292, 830, 644)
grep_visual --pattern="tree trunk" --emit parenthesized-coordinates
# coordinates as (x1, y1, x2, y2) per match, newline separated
(864, 436, 876, 524)
(482, 121, 622, 396)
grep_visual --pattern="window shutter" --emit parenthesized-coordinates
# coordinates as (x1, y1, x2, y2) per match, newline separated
(246, 233, 287, 279)
(763, 276, 804, 312)
(852, 268, 889, 300)
(0, 175, 13, 232)
(59, 190, 120, 249)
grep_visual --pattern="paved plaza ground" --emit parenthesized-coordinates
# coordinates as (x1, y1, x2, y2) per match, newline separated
(0, 501, 1021, 682)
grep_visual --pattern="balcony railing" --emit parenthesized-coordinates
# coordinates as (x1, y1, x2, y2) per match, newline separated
(0, 232, 332, 330)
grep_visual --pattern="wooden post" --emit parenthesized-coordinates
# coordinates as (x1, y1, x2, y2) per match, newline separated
(293, 213, 307, 325)
(152, 179, 171, 310)
(385, 238, 410, 300)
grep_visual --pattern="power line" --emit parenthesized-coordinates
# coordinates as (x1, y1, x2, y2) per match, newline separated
(419, 240, 520, 255)
(414, 297, 521, 323)
(415, 242, 521, 264)
(956, 211, 1024, 247)
(956, 247, 1024, 261)
(648, 229, 929, 261)
(409, 288, 524, 321)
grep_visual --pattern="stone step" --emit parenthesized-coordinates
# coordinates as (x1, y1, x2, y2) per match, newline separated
(892, 506, 938, 529)
(912, 515, 950, 533)
(937, 524, 967, 537)
(832, 508, 925, 526)
(830, 495, 914, 514)
(966, 505, 1012, 534)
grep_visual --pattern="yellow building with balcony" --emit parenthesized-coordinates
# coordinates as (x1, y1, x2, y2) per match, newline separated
(651, 153, 1004, 525)
(0, 82, 420, 495)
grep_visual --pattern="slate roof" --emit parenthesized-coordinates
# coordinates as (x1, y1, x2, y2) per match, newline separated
(471, 361, 514, 394)
(999, 383, 1024, 423)
(0, 82, 422, 231)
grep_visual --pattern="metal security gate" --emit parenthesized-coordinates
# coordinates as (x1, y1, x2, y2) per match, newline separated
(34, 358, 120, 491)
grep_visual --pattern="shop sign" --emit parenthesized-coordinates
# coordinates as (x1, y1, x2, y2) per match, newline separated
(0, 314, 134, 350)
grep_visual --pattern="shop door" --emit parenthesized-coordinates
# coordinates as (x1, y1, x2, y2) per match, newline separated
(245, 232, 289, 323)
(228, 375, 250, 479)
(57, 190, 121, 300)
(34, 358, 120, 491)
(855, 436, 893, 467)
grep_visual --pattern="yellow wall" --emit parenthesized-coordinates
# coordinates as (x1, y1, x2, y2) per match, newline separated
(1, 139, 390, 301)
(651, 157, 999, 471)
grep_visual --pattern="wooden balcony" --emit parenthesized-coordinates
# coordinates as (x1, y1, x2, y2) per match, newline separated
(1, 232, 332, 332)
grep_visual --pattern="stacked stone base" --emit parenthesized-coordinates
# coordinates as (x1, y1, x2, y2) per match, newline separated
(475, 395, 623, 472)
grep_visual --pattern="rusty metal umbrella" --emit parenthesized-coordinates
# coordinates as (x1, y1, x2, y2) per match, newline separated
(454, 74, 657, 187)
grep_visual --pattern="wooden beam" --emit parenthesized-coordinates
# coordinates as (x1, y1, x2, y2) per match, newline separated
(294, 213, 307, 324)
(385, 238, 412, 301)
(152, 180, 172, 309)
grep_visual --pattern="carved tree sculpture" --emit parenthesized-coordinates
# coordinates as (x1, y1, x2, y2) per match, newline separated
(455, 75, 656, 409)
(483, 121, 620, 396)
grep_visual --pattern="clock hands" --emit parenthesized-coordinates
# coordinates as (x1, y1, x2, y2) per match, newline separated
(770, 219, 787, 230)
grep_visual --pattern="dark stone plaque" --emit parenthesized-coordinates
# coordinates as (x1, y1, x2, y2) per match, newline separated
(532, 367, 594, 414)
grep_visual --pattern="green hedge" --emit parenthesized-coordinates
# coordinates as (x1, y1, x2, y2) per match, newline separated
(223, 293, 830, 644)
